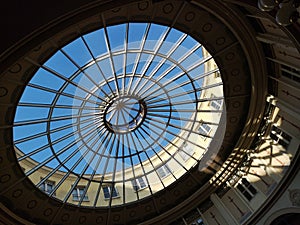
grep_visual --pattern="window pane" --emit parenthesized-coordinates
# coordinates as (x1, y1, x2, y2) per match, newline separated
(157, 167, 166, 178)
(103, 186, 110, 199)
(237, 183, 245, 193)
(198, 123, 211, 135)
(138, 177, 146, 188)
(243, 191, 252, 201)
(111, 186, 118, 197)
(249, 185, 257, 195)
(131, 180, 139, 191)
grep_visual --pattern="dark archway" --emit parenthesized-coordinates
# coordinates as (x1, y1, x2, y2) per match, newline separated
(271, 213, 300, 225)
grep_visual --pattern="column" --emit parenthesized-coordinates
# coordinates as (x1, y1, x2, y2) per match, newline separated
(210, 193, 239, 225)
(196, 208, 210, 225)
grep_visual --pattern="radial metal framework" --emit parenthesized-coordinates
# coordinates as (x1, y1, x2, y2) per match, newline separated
(13, 22, 224, 207)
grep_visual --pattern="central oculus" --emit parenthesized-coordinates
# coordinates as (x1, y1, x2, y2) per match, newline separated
(103, 95, 146, 134)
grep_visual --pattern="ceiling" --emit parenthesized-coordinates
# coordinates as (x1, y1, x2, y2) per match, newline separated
(0, 0, 299, 224)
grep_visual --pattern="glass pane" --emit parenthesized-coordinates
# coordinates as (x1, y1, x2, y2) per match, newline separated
(14, 22, 224, 207)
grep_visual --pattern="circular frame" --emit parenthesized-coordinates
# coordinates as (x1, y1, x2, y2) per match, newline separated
(0, 0, 267, 224)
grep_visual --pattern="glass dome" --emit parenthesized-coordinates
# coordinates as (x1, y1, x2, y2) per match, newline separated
(13, 22, 224, 207)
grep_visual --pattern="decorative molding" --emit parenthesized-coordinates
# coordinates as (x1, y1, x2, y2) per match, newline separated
(289, 189, 300, 207)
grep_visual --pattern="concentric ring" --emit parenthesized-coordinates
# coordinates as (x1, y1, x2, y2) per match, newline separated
(103, 95, 147, 134)
(13, 22, 224, 207)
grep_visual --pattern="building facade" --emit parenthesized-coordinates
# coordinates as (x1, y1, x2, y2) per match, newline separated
(0, 0, 299, 224)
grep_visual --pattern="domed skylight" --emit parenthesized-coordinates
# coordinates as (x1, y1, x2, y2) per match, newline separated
(13, 22, 224, 207)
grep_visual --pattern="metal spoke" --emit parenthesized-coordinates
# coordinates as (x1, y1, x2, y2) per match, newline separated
(92, 133, 116, 207)
(93, 132, 114, 207)
(126, 23, 151, 94)
(81, 35, 115, 96)
(108, 133, 120, 208)
(124, 133, 142, 201)
(120, 109, 129, 125)
(34, 126, 105, 195)
(147, 111, 219, 126)
(51, 128, 100, 199)
(106, 108, 118, 123)
(147, 99, 197, 109)
(14, 111, 100, 127)
(25, 126, 104, 193)
(130, 26, 172, 95)
(14, 131, 47, 145)
(25, 57, 109, 105)
(58, 45, 111, 100)
(122, 23, 129, 95)
(102, 14, 121, 96)
(61, 130, 102, 202)
(69, 131, 105, 205)
(146, 96, 222, 112)
(145, 69, 220, 103)
(17, 102, 98, 110)
(135, 125, 179, 183)
(140, 121, 197, 169)
(144, 116, 211, 147)
(132, 34, 189, 96)
(27, 83, 101, 106)
(135, 44, 204, 98)
(14, 20, 224, 207)
(138, 55, 213, 99)
(19, 120, 103, 163)
(148, 108, 223, 113)
(120, 135, 126, 204)
(131, 130, 166, 189)
(77, 137, 108, 206)
(132, 1, 188, 97)
(145, 81, 222, 104)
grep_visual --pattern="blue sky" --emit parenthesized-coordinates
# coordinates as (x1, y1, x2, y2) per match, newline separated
(14, 22, 210, 175)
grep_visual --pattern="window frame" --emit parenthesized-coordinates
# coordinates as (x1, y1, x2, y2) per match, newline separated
(40, 179, 56, 196)
(281, 64, 300, 84)
(214, 71, 221, 78)
(103, 185, 120, 199)
(72, 185, 89, 202)
(131, 177, 148, 192)
(178, 142, 194, 161)
(270, 125, 292, 149)
(157, 164, 171, 179)
(236, 178, 257, 201)
(210, 94, 223, 110)
(198, 122, 212, 137)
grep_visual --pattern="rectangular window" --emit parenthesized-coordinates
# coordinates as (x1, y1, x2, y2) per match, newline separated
(270, 125, 292, 149)
(281, 64, 300, 83)
(131, 177, 147, 191)
(237, 184, 252, 201)
(72, 186, 88, 201)
(179, 142, 194, 161)
(131, 180, 138, 192)
(236, 178, 257, 201)
(210, 94, 223, 110)
(242, 178, 257, 195)
(157, 164, 171, 178)
(198, 123, 211, 136)
(40, 180, 55, 196)
(103, 185, 119, 199)
(214, 71, 221, 78)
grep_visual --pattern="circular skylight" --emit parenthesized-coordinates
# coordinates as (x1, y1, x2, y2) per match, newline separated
(13, 22, 224, 207)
